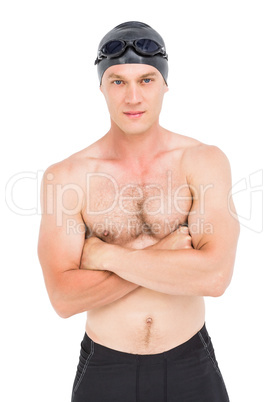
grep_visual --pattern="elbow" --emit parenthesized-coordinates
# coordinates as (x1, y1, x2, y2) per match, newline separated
(201, 248, 236, 297)
(207, 282, 227, 298)
(49, 289, 77, 319)
(52, 297, 73, 319)
(55, 305, 73, 319)
(206, 267, 233, 298)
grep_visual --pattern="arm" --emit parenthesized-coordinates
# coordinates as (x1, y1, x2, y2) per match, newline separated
(37, 164, 139, 319)
(82, 146, 240, 297)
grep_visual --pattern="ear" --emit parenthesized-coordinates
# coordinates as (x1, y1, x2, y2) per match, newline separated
(164, 84, 169, 94)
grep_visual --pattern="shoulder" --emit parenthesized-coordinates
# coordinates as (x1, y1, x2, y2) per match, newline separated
(42, 157, 79, 187)
(42, 143, 101, 186)
(183, 142, 231, 175)
(40, 150, 95, 215)
(171, 137, 232, 189)
(168, 130, 230, 171)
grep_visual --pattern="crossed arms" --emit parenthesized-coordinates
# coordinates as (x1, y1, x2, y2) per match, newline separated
(38, 145, 240, 318)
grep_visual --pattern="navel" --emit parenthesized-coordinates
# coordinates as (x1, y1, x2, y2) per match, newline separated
(143, 317, 153, 347)
(146, 317, 153, 325)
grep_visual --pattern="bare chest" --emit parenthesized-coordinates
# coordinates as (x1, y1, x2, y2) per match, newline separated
(82, 168, 192, 245)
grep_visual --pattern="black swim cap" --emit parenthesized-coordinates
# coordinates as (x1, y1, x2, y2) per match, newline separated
(95, 21, 168, 85)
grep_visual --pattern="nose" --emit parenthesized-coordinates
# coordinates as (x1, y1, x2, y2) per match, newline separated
(125, 83, 142, 104)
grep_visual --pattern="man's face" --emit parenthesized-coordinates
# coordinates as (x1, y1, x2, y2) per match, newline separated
(100, 64, 168, 135)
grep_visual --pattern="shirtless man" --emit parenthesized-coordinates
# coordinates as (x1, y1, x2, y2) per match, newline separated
(38, 21, 239, 401)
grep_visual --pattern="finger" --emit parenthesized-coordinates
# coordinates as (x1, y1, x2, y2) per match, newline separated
(184, 235, 192, 245)
(179, 225, 189, 234)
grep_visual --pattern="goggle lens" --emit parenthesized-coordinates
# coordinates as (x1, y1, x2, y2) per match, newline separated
(102, 40, 125, 55)
(135, 39, 160, 53)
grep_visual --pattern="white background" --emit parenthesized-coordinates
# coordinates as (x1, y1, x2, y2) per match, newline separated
(1, 1, 267, 401)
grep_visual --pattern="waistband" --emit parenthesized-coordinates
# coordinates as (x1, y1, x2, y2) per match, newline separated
(82, 323, 207, 364)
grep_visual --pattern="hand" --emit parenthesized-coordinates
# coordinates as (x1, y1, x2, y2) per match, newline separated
(147, 225, 193, 251)
(80, 236, 107, 271)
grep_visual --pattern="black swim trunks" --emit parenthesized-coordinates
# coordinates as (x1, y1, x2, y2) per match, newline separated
(71, 323, 229, 402)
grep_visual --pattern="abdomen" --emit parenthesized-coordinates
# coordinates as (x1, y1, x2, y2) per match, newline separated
(86, 287, 205, 354)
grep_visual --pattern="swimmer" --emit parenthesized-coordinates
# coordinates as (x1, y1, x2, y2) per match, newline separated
(38, 21, 239, 402)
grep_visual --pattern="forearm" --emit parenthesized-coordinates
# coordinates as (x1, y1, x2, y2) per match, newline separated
(103, 245, 229, 297)
(51, 268, 139, 318)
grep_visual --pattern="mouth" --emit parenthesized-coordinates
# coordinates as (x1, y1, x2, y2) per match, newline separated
(123, 111, 145, 119)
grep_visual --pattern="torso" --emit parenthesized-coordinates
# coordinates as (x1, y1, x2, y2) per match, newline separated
(70, 132, 205, 354)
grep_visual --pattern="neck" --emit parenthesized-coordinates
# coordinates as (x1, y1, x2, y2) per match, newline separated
(104, 120, 168, 167)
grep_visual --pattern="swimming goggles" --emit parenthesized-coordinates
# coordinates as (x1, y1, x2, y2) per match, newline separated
(95, 39, 168, 64)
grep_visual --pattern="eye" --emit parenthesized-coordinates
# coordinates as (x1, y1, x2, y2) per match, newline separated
(143, 78, 151, 84)
(114, 80, 123, 85)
